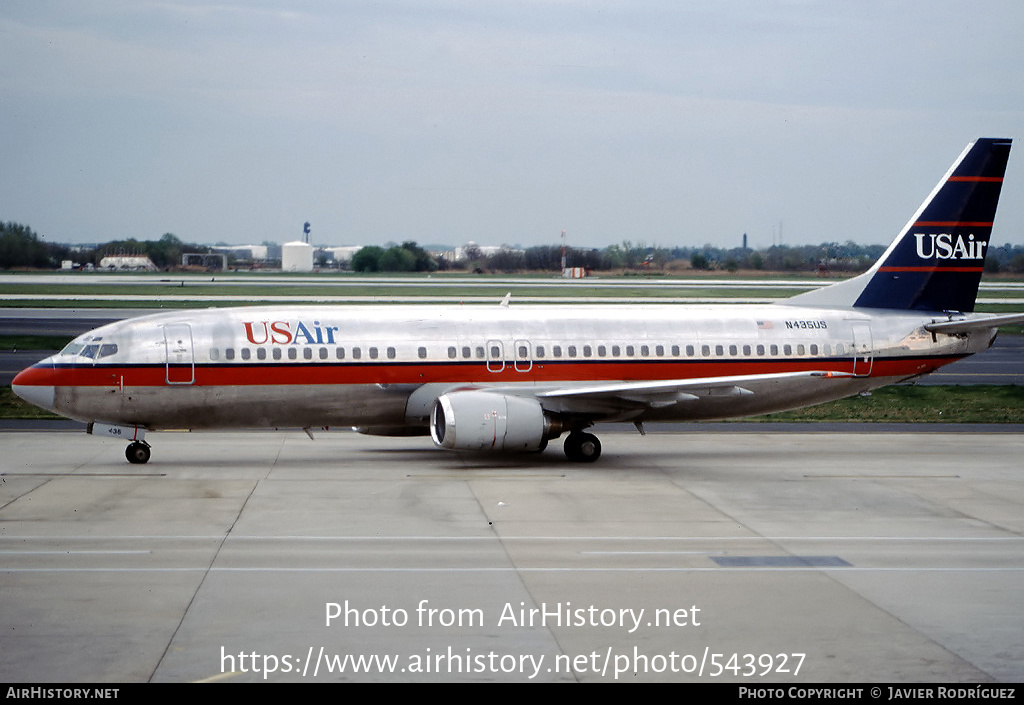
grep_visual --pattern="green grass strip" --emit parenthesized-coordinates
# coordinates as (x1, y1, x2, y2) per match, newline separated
(755, 385, 1024, 423)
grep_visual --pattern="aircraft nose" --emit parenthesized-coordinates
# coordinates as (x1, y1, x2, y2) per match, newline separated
(11, 359, 57, 412)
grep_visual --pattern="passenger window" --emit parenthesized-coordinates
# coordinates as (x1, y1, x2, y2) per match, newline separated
(352, 347, 361, 359)
(756, 344, 765, 356)
(612, 346, 621, 357)
(796, 344, 805, 355)
(656, 345, 664, 356)
(418, 347, 427, 359)
(210, 348, 219, 361)
(836, 343, 845, 355)
(770, 344, 779, 355)
(568, 345, 577, 358)
(824, 344, 831, 356)
(518, 345, 528, 358)
(286, 348, 296, 360)
(226, 348, 235, 360)
(257, 348, 267, 360)
(728, 345, 737, 356)
(336, 347, 345, 359)
(686, 345, 695, 356)
(671, 345, 680, 356)
(810, 344, 818, 356)
(320, 347, 329, 360)
(743, 345, 751, 356)
(701, 345, 710, 357)
(273, 348, 282, 360)
(448, 346, 457, 359)
(303, 348, 313, 360)
(462, 346, 471, 358)
(715, 345, 724, 356)
(598, 345, 606, 356)
(241, 348, 251, 360)
(783, 345, 792, 356)
(369, 347, 378, 359)
(626, 345, 635, 356)
(641, 345, 649, 356)
(583, 345, 592, 357)
(475, 347, 485, 359)
(536, 346, 545, 358)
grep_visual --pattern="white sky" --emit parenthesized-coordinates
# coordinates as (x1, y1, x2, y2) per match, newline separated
(2, 0, 1022, 250)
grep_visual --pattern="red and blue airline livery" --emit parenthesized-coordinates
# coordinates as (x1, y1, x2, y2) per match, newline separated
(13, 138, 1023, 463)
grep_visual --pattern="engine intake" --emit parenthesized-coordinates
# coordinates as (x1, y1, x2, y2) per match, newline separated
(430, 391, 558, 452)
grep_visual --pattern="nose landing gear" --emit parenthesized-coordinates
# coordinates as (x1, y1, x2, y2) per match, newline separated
(126, 441, 151, 464)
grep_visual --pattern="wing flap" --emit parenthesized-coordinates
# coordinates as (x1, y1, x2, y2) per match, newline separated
(537, 370, 851, 407)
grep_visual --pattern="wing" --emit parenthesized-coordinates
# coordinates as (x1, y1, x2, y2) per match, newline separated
(425, 370, 857, 453)
(532, 370, 853, 419)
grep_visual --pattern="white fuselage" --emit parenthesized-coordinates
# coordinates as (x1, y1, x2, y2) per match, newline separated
(17, 302, 988, 431)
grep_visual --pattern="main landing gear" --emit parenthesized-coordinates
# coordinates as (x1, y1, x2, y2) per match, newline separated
(126, 440, 151, 464)
(118, 433, 602, 464)
(563, 431, 601, 463)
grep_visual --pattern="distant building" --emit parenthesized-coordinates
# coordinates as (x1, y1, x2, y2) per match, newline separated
(182, 253, 227, 270)
(282, 241, 314, 272)
(321, 246, 364, 264)
(445, 241, 517, 263)
(98, 255, 157, 271)
(211, 244, 270, 262)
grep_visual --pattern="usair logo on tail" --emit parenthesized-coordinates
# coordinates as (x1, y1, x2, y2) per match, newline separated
(913, 233, 987, 260)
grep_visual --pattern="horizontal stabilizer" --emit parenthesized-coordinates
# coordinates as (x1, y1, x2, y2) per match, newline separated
(924, 312, 1024, 334)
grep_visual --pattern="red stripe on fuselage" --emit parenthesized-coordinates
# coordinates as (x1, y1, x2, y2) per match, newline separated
(947, 176, 1003, 182)
(22, 356, 962, 388)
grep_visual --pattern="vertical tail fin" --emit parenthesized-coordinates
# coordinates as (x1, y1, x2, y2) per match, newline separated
(789, 138, 1011, 312)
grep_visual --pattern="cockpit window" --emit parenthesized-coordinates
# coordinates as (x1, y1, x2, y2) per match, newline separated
(59, 336, 117, 360)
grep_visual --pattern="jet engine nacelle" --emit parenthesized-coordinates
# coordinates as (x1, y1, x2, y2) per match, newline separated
(430, 391, 556, 452)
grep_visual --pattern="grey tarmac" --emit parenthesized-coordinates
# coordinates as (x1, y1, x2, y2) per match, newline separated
(1, 428, 1022, 682)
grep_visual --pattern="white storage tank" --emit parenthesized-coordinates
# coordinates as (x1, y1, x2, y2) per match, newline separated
(282, 241, 314, 272)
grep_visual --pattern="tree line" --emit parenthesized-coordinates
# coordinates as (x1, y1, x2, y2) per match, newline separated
(4, 220, 1024, 274)
(439, 241, 1024, 275)
(0, 223, 209, 270)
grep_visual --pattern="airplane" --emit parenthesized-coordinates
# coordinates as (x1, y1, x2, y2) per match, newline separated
(12, 138, 1023, 464)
